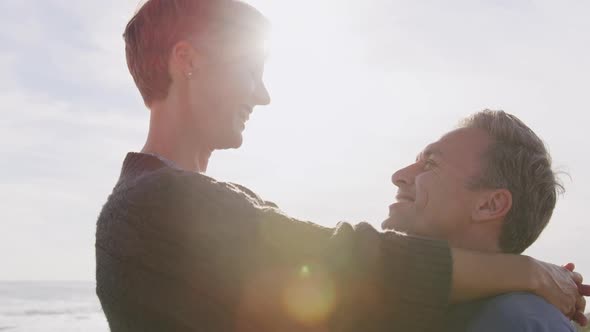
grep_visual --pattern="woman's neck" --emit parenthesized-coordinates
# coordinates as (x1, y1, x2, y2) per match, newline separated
(141, 141, 211, 173)
(142, 103, 212, 173)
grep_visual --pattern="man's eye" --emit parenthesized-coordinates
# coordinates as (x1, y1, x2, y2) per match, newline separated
(423, 159, 436, 170)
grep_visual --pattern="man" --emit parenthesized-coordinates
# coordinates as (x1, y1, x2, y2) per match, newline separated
(95, 1, 587, 331)
(383, 110, 582, 331)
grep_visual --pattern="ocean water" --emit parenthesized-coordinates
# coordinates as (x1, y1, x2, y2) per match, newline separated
(0, 281, 108, 331)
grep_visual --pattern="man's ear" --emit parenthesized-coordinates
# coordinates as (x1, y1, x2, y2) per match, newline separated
(472, 189, 512, 223)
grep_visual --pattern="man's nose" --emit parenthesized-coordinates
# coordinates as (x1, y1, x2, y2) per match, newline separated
(254, 81, 271, 106)
(391, 164, 418, 187)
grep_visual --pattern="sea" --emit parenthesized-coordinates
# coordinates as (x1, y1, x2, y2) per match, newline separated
(0, 281, 108, 331)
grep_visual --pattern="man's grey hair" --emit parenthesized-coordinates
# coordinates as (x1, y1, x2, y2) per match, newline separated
(460, 110, 563, 254)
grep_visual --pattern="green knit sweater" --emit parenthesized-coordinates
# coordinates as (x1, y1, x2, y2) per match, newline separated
(96, 153, 452, 331)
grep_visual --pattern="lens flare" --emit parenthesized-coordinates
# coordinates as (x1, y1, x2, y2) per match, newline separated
(300, 265, 311, 278)
(282, 265, 336, 326)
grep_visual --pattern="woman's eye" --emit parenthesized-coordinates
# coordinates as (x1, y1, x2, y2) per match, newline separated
(240, 61, 261, 80)
(249, 68, 260, 79)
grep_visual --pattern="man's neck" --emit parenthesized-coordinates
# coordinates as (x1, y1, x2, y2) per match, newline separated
(451, 231, 501, 253)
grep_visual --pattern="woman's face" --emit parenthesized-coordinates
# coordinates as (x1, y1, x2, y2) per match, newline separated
(184, 38, 271, 151)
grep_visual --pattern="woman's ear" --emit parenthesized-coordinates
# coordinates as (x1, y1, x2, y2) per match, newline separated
(169, 41, 203, 80)
(472, 189, 512, 223)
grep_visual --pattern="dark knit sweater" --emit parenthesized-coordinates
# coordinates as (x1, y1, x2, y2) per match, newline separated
(96, 153, 452, 331)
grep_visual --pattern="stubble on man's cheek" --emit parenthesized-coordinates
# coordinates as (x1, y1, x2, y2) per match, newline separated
(411, 181, 431, 236)
(414, 180, 429, 212)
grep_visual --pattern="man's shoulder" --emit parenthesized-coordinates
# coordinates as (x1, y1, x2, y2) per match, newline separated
(475, 292, 562, 317)
(466, 292, 575, 332)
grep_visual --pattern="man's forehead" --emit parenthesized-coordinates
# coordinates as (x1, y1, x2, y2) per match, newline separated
(441, 128, 492, 159)
(442, 128, 491, 146)
(419, 128, 490, 157)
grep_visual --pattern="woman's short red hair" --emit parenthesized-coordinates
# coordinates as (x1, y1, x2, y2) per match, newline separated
(123, 0, 268, 106)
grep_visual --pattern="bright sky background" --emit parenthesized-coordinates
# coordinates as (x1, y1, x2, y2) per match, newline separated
(1, 0, 589, 282)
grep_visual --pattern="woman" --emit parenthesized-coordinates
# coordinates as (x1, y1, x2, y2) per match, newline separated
(95, 0, 588, 331)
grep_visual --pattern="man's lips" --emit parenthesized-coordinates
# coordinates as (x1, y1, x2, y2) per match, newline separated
(394, 194, 415, 203)
(388, 194, 414, 216)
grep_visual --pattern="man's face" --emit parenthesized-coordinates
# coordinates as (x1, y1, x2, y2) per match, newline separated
(382, 128, 492, 243)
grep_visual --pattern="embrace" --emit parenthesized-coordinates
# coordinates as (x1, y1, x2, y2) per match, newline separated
(95, 0, 590, 331)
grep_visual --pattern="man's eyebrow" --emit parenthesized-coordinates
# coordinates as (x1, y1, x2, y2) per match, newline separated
(424, 147, 442, 157)
(416, 147, 442, 161)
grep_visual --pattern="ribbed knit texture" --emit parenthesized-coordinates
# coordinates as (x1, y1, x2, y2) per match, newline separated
(96, 153, 453, 331)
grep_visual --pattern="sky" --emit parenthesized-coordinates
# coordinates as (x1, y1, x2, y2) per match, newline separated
(0, 0, 589, 284)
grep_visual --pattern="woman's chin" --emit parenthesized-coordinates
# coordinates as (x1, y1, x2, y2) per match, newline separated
(214, 131, 244, 150)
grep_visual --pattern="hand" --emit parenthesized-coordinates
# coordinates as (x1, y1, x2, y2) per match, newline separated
(531, 259, 588, 326)
(564, 263, 590, 326)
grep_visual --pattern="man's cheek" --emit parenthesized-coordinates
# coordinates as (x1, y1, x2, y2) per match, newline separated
(414, 185, 429, 212)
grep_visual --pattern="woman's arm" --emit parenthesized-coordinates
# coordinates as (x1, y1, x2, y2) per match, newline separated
(315, 222, 589, 330)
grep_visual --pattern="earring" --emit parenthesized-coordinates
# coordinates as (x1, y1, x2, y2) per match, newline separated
(186, 71, 193, 80)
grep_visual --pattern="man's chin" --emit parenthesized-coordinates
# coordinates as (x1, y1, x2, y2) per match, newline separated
(381, 216, 413, 233)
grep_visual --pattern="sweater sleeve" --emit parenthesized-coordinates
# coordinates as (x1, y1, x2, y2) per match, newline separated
(324, 222, 452, 332)
(96, 170, 452, 331)
(198, 173, 453, 331)
(244, 208, 452, 331)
